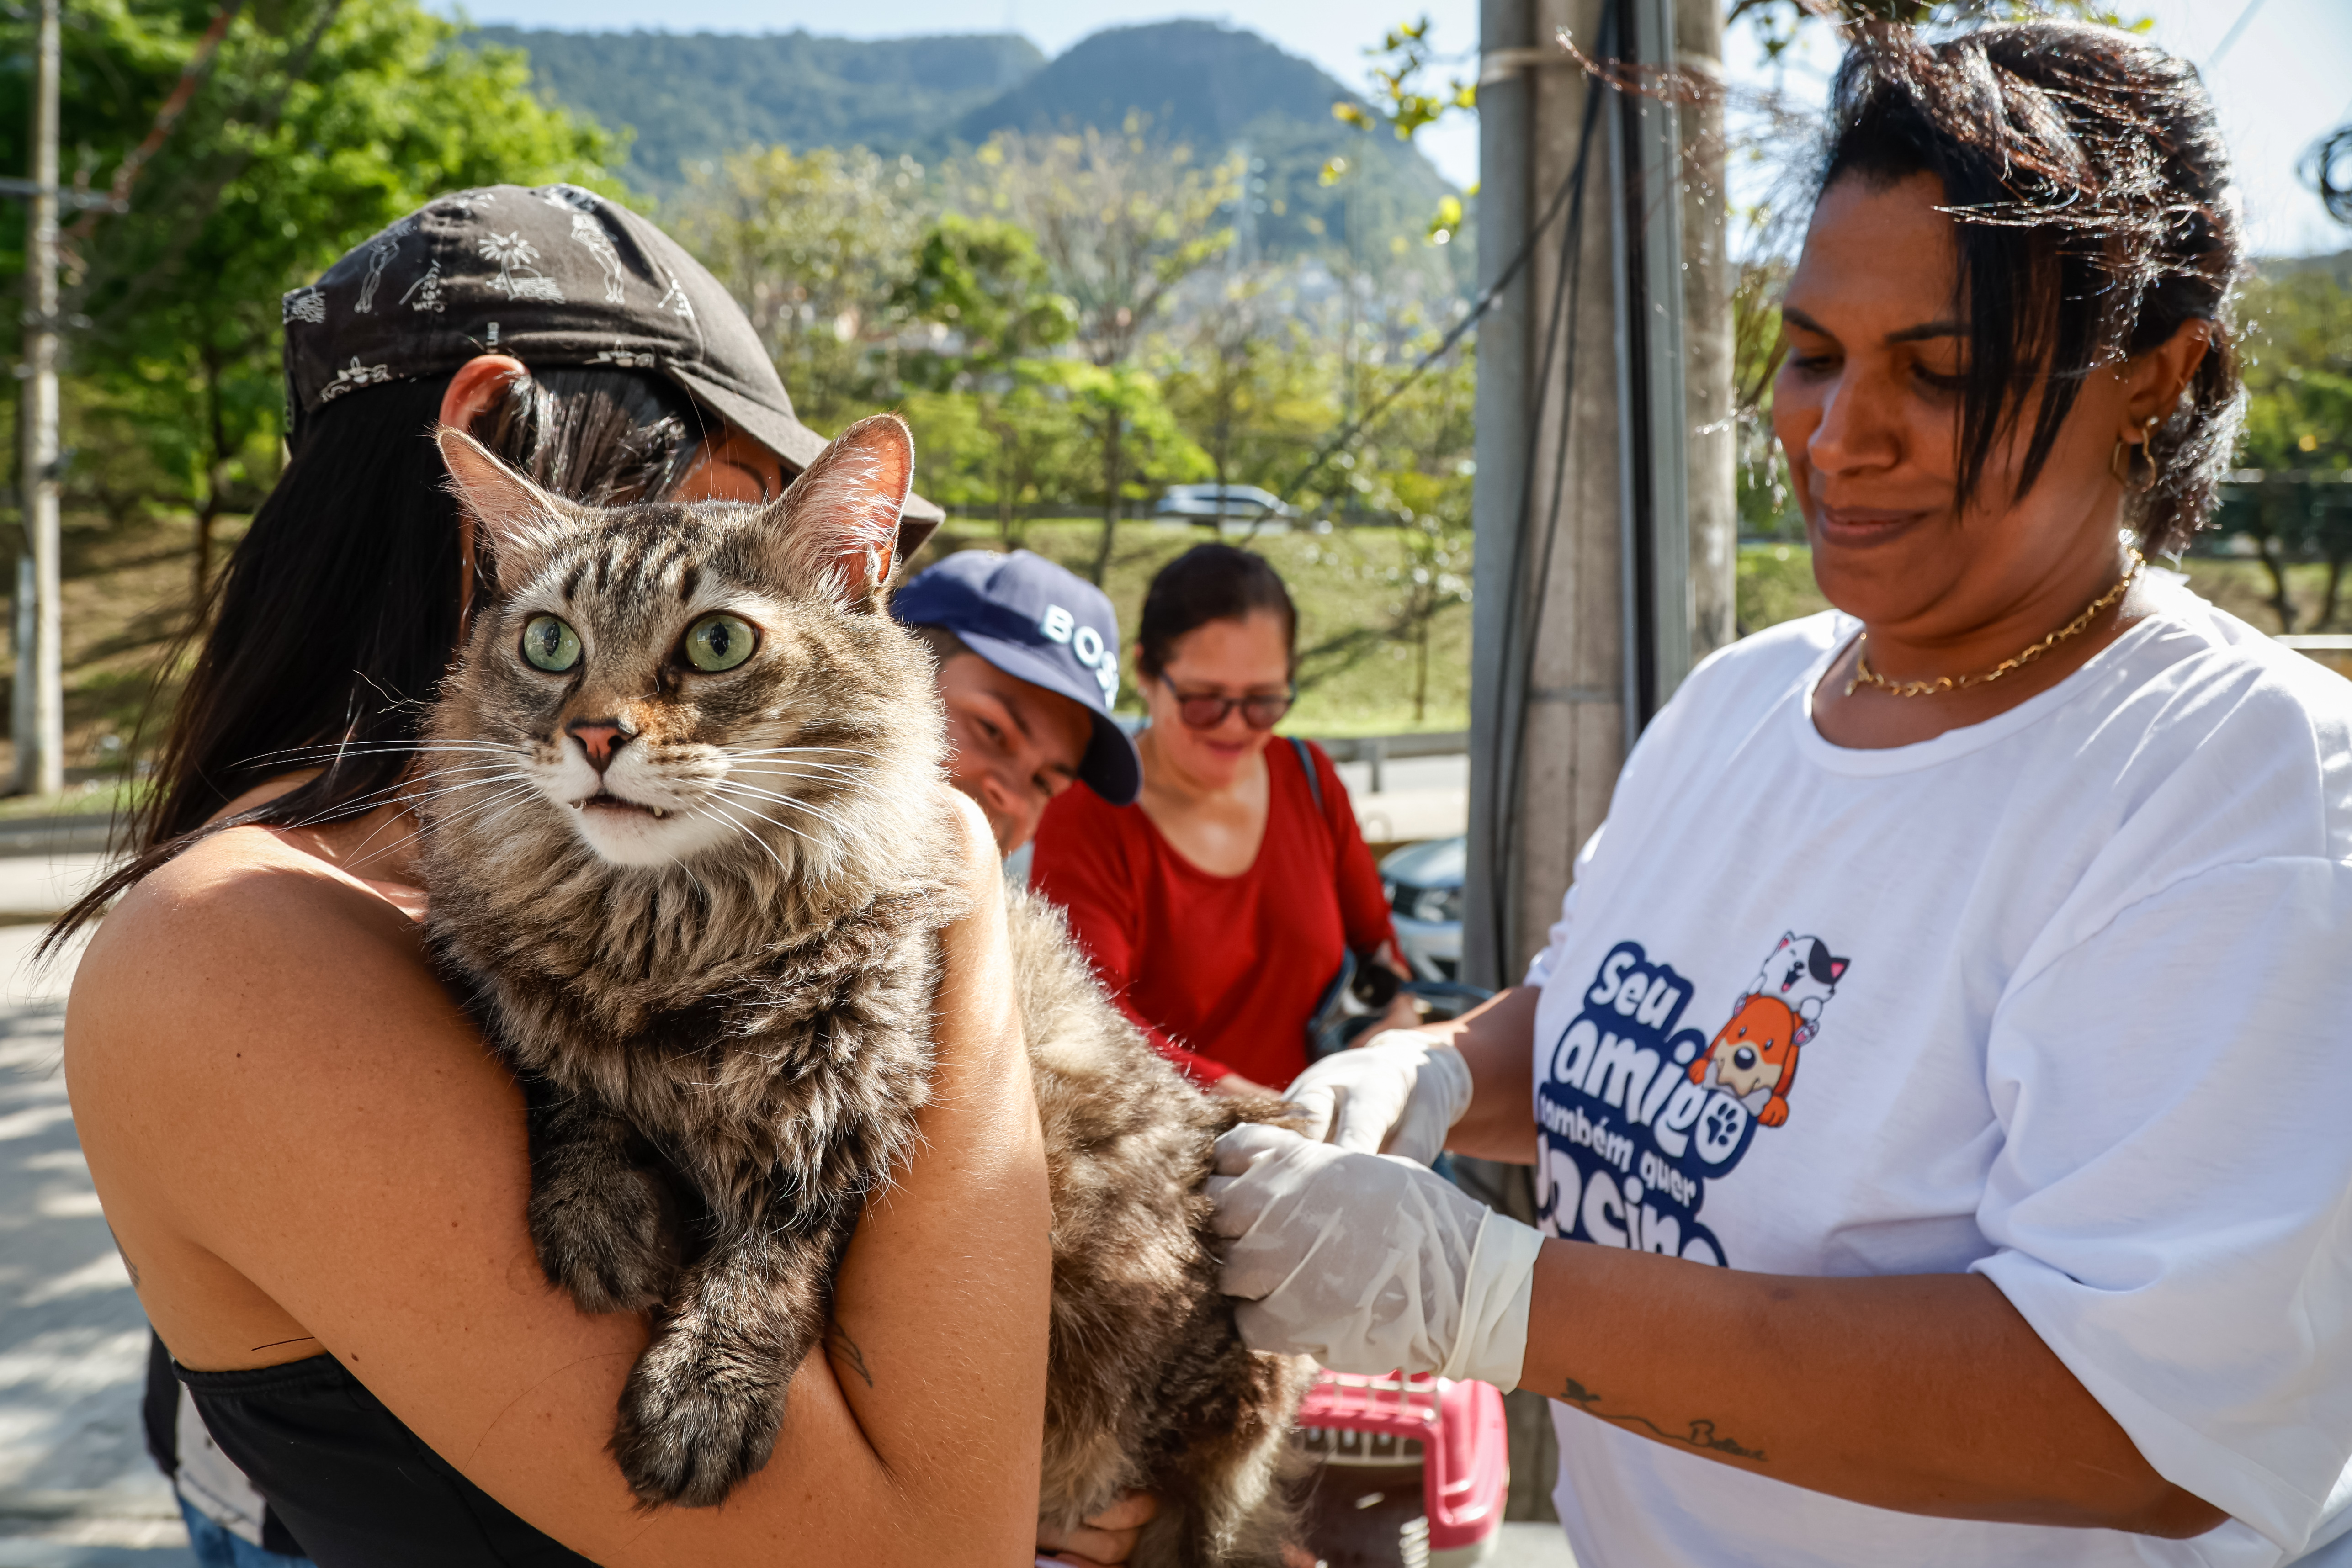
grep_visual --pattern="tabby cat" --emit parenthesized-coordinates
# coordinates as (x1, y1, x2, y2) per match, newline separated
(418, 415, 1307, 1564)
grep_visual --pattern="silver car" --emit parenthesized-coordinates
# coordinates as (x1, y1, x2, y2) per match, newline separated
(1380, 835, 1464, 982)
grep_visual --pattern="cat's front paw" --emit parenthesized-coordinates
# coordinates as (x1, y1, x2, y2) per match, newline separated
(529, 1161, 674, 1314)
(612, 1329, 788, 1508)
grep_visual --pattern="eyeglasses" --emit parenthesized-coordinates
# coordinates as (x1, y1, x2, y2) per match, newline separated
(1162, 678, 1295, 731)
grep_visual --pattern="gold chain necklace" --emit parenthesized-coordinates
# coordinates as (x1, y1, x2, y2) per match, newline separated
(1844, 549, 2145, 699)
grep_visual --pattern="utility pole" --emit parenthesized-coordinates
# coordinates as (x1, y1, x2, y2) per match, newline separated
(1465, 0, 1733, 988)
(16, 0, 64, 798)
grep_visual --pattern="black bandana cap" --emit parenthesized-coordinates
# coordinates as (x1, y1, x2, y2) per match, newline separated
(282, 182, 941, 553)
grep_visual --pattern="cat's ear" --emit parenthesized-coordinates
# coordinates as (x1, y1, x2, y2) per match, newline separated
(769, 413, 913, 605)
(437, 425, 574, 596)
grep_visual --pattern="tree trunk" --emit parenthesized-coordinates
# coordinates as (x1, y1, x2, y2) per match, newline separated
(193, 349, 228, 609)
(1091, 414, 1123, 586)
(2323, 552, 2346, 632)
(994, 421, 1018, 549)
(2254, 532, 2297, 633)
(1413, 599, 1431, 725)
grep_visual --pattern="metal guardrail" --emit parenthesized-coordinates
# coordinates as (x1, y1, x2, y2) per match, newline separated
(0, 815, 117, 858)
(1309, 731, 1468, 793)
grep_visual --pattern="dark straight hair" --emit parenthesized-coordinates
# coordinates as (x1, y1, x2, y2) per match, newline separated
(1817, 21, 2246, 556)
(51, 364, 707, 944)
(1136, 544, 1298, 680)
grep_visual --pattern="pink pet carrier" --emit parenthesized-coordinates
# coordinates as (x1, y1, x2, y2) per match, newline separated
(1290, 1371, 1510, 1568)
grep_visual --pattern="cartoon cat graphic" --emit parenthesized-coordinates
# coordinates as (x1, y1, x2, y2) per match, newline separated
(1689, 993, 1805, 1127)
(1745, 931, 1850, 1045)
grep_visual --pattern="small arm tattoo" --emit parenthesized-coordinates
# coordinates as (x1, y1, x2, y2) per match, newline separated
(1561, 1376, 1766, 1462)
(826, 1325, 874, 1388)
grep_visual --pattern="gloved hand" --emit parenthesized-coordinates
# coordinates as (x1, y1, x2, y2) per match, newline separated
(1281, 1029, 1472, 1165)
(1208, 1122, 1543, 1389)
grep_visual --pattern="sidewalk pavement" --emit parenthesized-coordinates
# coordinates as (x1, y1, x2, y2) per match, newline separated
(0, 918, 196, 1568)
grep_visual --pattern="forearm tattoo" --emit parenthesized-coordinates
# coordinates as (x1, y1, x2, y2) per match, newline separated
(1561, 1376, 1766, 1462)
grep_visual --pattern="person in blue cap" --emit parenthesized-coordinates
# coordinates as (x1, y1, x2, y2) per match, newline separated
(893, 548, 1145, 854)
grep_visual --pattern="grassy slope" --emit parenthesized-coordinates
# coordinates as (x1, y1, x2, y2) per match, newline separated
(0, 507, 210, 795)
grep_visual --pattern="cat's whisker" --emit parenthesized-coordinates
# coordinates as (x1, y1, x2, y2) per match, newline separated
(348, 781, 546, 864)
(243, 739, 530, 767)
(707, 781, 858, 842)
(279, 767, 531, 840)
(701, 793, 826, 858)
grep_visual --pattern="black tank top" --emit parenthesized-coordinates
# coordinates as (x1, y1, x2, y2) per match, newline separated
(175, 1353, 601, 1567)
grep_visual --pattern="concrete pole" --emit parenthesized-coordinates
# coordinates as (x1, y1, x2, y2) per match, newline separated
(1465, 0, 1732, 986)
(15, 0, 64, 798)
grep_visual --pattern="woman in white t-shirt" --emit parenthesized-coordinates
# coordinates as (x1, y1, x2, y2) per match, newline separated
(1209, 21, 2352, 1568)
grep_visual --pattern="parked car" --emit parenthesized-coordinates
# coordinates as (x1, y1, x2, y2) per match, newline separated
(1381, 835, 1464, 982)
(1156, 483, 1294, 522)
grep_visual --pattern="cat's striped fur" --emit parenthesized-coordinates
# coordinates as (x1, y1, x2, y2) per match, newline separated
(416, 417, 1306, 1563)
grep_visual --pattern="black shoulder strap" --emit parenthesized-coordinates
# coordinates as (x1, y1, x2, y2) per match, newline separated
(1289, 736, 1324, 817)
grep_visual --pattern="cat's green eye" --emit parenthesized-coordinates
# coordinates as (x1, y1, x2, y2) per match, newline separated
(685, 614, 757, 673)
(520, 614, 582, 673)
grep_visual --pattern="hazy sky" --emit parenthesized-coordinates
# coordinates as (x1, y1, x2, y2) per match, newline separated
(451, 0, 2352, 257)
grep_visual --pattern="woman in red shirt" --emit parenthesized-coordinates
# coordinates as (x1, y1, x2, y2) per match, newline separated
(1032, 545, 1412, 1095)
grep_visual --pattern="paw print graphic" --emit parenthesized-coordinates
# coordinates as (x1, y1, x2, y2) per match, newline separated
(1693, 1092, 1750, 1166)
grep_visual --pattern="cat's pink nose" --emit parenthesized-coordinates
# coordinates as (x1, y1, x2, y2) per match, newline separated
(567, 719, 630, 773)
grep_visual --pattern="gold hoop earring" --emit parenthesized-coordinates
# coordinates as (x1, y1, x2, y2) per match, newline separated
(2109, 415, 2161, 493)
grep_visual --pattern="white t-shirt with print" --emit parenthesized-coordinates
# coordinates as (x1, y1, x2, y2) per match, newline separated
(1522, 581, 2352, 1568)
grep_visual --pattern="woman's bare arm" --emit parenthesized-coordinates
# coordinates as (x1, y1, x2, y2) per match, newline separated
(1424, 985, 1540, 1164)
(1342, 984, 2221, 1535)
(1514, 1245, 2226, 1537)
(67, 791, 1050, 1568)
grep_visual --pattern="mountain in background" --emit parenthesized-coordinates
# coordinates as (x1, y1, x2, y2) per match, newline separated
(472, 28, 1044, 182)
(954, 21, 1455, 262)
(473, 20, 1461, 269)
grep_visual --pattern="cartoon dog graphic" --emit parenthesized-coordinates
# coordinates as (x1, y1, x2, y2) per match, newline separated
(1688, 933, 1854, 1128)
(1746, 931, 1850, 1045)
(1689, 993, 1805, 1126)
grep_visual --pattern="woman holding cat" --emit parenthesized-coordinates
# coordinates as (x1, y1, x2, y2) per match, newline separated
(1031, 543, 1415, 1098)
(1214, 23, 2352, 1568)
(61, 188, 1147, 1568)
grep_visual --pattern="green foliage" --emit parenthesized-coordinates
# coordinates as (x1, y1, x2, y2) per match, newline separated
(2218, 261, 2352, 630)
(956, 125, 1240, 367)
(667, 143, 929, 429)
(1333, 18, 1476, 144)
(2, 0, 615, 593)
(893, 213, 1076, 385)
(1157, 277, 1336, 506)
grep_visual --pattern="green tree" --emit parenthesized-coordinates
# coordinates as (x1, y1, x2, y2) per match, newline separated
(2, 0, 616, 599)
(669, 143, 930, 431)
(1351, 334, 1475, 723)
(955, 124, 1239, 369)
(2230, 263, 2352, 629)
(893, 214, 1083, 545)
(1159, 274, 1335, 524)
(950, 124, 1236, 572)
(1052, 361, 1208, 583)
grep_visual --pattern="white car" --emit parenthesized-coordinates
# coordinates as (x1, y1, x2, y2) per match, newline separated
(1155, 483, 1294, 521)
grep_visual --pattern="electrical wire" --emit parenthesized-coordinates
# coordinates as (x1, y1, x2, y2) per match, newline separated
(1478, 3, 1615, 976)
(1274, 47, 1608, 509)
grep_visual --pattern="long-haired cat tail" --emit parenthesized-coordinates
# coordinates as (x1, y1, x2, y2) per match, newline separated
(420, 415, 1309, 1566)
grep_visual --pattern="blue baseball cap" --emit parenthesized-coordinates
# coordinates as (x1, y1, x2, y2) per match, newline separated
(892, 549, 1143, 807)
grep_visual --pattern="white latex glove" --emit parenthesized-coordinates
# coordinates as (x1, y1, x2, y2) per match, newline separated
(1208, 1122, 1543, 1389)
(1281, 1029, 1473, 1165)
